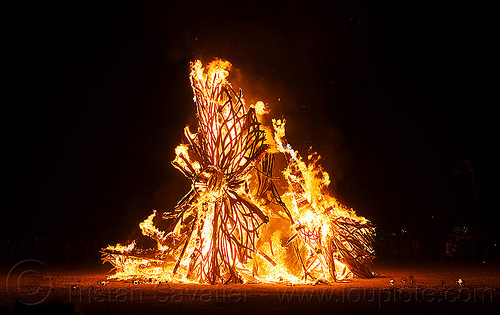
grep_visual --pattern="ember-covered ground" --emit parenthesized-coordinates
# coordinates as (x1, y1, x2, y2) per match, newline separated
(1, 260, 499, 314)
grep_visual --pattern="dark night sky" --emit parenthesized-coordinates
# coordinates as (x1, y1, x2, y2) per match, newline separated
(2, 1, 496, 243)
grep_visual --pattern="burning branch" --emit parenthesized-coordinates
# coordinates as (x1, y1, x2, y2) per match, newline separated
(102, 59, 376, 284)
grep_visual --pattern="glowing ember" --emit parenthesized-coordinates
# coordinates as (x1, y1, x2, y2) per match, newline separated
(102, 59, 376, 284)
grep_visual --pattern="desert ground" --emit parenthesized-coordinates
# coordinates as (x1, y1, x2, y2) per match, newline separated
(1, 260, 499, 314)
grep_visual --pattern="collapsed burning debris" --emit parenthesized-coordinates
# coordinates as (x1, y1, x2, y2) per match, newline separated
(102, 59, 376, 284)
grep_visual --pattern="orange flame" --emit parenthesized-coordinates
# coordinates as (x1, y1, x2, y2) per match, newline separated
(102, 59, 375, 284)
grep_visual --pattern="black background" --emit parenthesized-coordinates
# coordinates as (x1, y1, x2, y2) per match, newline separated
(2, 1, 496, 255)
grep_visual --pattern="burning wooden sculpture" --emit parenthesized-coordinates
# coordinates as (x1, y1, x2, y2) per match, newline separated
(102, 59, 376, 284)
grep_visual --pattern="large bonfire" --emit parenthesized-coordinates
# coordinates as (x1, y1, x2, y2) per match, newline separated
(102, 59, 376, 284)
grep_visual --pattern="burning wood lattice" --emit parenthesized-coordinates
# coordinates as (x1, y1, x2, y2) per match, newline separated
(102, 59, 376, 284)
